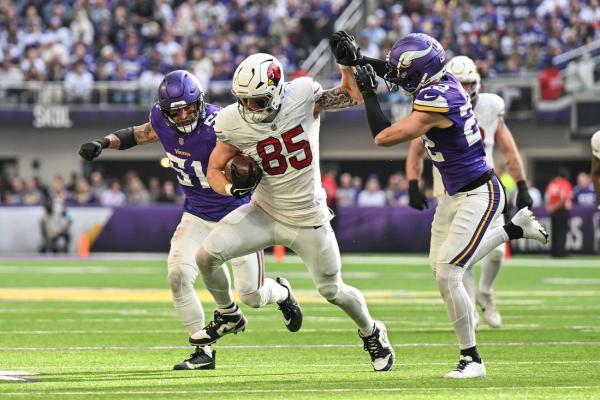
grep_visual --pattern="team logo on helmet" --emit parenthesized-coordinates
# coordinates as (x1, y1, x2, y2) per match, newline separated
(397, 44, 433, 68)
(267, 63, 281, 87)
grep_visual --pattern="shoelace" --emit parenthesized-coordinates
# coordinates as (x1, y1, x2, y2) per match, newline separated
(454, 359, 469, 371)
(362, 331, 386, 359)
(205, 311, 227, 333)
(185, 347, 204, 362)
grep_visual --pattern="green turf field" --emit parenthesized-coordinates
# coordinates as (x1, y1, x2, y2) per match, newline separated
(1, 254, 599, 399)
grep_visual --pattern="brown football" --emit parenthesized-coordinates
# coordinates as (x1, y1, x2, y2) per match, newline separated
(225, 154, 259, 182)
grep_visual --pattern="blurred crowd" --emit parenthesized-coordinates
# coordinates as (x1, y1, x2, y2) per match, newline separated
(0, 166, 597, 209)
(321, 167, 597, 209)
(1, 0, 599, 106)
(0, 169, 184, 207)
(368, 0, 599, 79)
(0, 0, 345, 104)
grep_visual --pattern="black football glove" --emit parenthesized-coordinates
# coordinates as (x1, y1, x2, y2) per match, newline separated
(79, 138, 109, 161)
(516, 180, 533, 209)
(229, 161, 263, 199)
(354, 64, 378, 97)
(408, 180, 429, 210)
(330, 30, 362, 66)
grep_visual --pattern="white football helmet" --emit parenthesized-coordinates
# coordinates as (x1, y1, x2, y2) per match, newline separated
(446, 55, 481, 101)
(231, 53, 285, 123)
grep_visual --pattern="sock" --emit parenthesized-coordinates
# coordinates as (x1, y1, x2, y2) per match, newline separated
(460, 346, 481, 363)
(217, 302, 238, 314)
(503, 221, 523, 240)
(359, 322, 376, 337)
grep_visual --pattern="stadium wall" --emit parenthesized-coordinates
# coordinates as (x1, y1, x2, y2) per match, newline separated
(1, 205, 598, 254)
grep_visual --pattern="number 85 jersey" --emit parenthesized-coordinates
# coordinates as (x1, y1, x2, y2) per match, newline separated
(215, 77, 331, 227)
(415, 73, 490, 195)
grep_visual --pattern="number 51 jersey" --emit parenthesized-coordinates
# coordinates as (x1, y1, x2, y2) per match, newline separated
(150, 103, 249, 222)
(414, 73, 490, 195)
(215, 77, 331, 228)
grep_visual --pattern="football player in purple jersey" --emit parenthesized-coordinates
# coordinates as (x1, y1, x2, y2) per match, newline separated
(79, 70, 302, 371)
(330, 32, 548, 378)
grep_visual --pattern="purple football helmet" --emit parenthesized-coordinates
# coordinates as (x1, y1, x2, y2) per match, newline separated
(158, 70, 206, 135)
(384, 33, 446, 95)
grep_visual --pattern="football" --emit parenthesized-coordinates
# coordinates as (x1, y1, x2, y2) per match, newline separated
(225, 154, 259, 182)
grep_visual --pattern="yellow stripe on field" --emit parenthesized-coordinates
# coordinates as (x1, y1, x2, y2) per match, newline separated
(1, 288, 600, 304)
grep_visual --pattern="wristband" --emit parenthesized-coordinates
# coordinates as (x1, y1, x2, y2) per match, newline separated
(98, 138, 110, 148)
(516, 180, 528, 190)
(224, 183, 233, 196)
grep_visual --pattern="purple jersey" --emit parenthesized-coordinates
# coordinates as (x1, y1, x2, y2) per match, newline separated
(150, 103, 249, 222)
(413, 73, 490, 195)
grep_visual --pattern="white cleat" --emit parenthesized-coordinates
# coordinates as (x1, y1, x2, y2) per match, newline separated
(511, 208, 549, 244)
(445, 355, 486, 379)
(477, 291, 502, 329)
(359, 320, 395, 371)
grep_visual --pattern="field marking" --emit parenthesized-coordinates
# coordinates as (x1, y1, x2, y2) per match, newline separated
(0, 371, 39, 382)
(0, 324, 546, 335)
(2, 254, 600, 269)
(0, 266, 160, 275)
(543, 278, 600, 285)
(1, 288, 600, 303)
(1, 341, 599, 351)
(7, 360, 600, 372)
(2, 386, 600, 396)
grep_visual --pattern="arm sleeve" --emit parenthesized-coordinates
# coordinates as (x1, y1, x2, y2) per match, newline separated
(363, 93, 391, 139)
(359, 56, 389, 80)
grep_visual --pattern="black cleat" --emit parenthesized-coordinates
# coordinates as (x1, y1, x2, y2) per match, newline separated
(173, 346, 215, 370)
(189, 307, 247, 346)
(359, 321, 395, 371)
(276, 277, 303, 332)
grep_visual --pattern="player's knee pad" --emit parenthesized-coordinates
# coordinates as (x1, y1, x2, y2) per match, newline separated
(195, 246, 226, 274)
(317, 283, 341, 302)
(167, 262, 197, 296)
(487, 245, 504, 263)
(238, 290, 264, 309)
(435, 263, 463, 297)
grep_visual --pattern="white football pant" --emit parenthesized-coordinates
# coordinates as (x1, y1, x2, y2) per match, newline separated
(167, 212, 287, 336)
(196, 202, 375, 332)
(430, 176, 507, 349)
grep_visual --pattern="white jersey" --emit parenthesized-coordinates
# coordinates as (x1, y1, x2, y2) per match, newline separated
(592, 130, 600, 159)
(215, 77, 331, 227)
(432, 92, 505, 198)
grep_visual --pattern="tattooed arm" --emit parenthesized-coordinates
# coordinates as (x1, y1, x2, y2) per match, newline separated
(313, 67, 362, 117)
(105, 122, 159, 149)
(79, 121, 158, 161)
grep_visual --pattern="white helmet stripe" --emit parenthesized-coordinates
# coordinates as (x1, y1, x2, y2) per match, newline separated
(398, 44, 432, 68)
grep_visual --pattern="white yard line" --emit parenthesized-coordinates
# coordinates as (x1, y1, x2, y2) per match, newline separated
(1, 341, 599, 351)
(7, 360, 600, 372)
(2, 386, 600, 395)
(543, 278, 600, 285)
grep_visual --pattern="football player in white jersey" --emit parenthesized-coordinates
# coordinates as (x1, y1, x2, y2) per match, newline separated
(592, 131, 600, 206)
(190, 53, 395, 371)
(406, 55, 534, 329)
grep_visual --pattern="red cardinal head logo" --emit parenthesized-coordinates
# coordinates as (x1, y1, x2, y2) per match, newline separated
(267, 63, 281, 87)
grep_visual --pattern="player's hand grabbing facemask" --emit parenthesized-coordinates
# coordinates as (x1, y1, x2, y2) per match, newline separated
(408, 180, 429, 210)
(516, 180, 533, 210)
(79, 139, 109, 161)
(229, 162, 263, 199)
(330, 31, 362, 66)
(354, 64, 378, 97)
